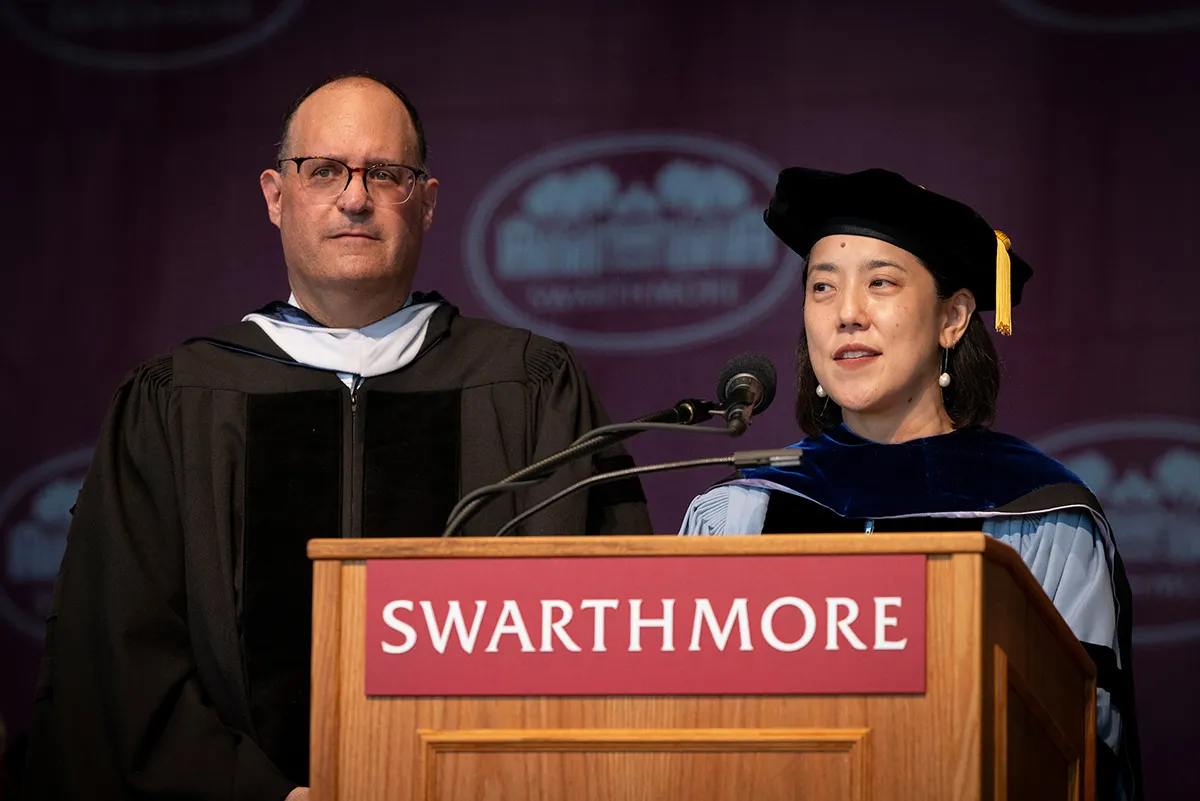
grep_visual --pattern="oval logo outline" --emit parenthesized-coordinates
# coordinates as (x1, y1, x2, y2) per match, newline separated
(997, 0, 1200, 33)
(1035, 417, 1200, 646)
(0, 447, 93, 639)
(0, 0, 305, 73)
(463, 131, 803, 353)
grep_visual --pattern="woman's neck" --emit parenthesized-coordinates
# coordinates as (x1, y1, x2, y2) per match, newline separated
(841, 392, 954, 444)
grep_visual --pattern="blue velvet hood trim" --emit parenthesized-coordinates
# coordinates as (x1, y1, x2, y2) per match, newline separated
(731, 424, 1090, 520)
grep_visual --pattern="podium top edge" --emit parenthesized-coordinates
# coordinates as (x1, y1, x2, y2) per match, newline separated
(307, 532, 993, 560)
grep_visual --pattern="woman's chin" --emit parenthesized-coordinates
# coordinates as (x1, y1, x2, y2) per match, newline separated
(827, 392, 880, 414)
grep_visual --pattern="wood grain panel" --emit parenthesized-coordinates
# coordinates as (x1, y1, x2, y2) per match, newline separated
(310, 559, 341, 801)
(981, 557, 1094, 801)
(419, 728, 869, 801)
(418, 727, 870, 751)
(994, 647, 1079, 801)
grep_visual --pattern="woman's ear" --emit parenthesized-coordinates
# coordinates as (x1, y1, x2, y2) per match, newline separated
(941, 289, 976, 348)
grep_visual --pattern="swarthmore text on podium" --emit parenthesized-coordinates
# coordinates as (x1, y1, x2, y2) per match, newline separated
(363, 553, 928, 696)
(379, 595, 911, 655)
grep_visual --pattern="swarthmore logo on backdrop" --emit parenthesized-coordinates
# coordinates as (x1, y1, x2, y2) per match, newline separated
(364, 554, 926, 696)
(1037, 418, 1200, 645)
(997, 0, 1200, 34)
(0, 0, 304, 72)
(463, 133, 803, 352)
(0, 447, 92, 639)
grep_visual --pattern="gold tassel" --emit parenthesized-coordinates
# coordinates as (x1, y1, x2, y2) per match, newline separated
(994, 229, 1012, 335)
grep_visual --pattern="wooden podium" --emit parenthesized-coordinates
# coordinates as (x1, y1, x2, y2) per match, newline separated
(307, 533, 1096, 801)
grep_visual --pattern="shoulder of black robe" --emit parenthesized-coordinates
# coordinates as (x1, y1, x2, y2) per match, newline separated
(727, 424, 1143, 801)
(517, 330, 651, 536)
(23, 356, 298, 801)
(189, 298, 652, 538)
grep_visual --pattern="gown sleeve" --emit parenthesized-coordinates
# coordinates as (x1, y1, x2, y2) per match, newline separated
(678, 484, 771, 536)
(518, 339, 653, 536)
(23, 359, 297, 801)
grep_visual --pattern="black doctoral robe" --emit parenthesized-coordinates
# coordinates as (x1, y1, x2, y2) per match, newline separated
(23, 300, 651, 800)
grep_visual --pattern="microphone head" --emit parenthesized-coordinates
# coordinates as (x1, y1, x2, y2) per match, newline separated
(716, 352, 777, 415)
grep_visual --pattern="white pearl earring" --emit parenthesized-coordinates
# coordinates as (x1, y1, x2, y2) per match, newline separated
(938, 347, 951, 388)
(816, 384, 827, 398)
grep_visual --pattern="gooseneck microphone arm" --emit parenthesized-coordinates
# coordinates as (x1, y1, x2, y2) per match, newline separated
(442, 353, 778, 539)
(568, 400, 720, 447)
(441, 399, 721, 538)
(489, 448, 803, 538)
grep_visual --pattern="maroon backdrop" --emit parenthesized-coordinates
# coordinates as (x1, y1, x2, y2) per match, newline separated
(1, 1, 1197, 796)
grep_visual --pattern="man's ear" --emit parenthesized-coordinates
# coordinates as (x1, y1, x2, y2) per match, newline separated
(419, 178, 439, 232)
(260, 169, 284, 229)
(941, 288, 976, 348)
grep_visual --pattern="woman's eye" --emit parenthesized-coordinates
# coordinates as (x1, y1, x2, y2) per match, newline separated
(811, 282, 831, 293)
(870, 278, 895, 288)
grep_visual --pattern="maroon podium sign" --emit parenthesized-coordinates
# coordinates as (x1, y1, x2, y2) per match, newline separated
(364, 553, 926, 696)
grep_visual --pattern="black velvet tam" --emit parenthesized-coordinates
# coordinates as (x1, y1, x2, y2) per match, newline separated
(764, 166, 1033, 313)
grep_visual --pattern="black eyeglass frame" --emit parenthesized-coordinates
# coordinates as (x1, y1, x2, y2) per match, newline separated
(276, 156, 429, 204)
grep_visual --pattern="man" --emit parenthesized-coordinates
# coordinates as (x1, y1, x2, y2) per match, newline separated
(23, 71, 651, 801)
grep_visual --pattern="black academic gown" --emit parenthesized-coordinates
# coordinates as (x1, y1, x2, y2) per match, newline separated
(23, 300, 651, 801)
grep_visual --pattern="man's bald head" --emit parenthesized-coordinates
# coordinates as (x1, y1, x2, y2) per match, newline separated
(277, 70, 427, 167)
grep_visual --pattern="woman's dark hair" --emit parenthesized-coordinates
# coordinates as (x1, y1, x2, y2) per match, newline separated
(794, 263, 1000, 436)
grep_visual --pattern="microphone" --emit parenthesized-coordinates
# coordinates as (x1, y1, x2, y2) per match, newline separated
(441, 355, 778, 538)
(489, 448, 803, 538)
(717, 352, 778, 435)
(441, 397, 726, 538)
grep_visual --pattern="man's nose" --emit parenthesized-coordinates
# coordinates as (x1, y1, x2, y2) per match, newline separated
(336, 169, 373, 214)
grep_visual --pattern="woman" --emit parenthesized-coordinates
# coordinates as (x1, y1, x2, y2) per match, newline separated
(680, 166, 1141, 801)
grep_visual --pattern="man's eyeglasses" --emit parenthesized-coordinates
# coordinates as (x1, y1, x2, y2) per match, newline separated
(277, 156, 428, 206)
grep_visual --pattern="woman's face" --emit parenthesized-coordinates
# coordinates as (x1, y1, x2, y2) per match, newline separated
(803, 235, 969, 419)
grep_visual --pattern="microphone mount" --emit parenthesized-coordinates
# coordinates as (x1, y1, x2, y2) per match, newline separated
(441, 398, 723, 538)
(489, 448, 803, 538)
